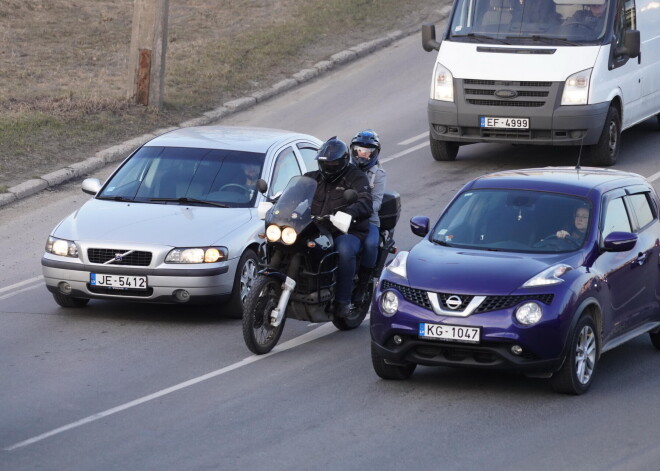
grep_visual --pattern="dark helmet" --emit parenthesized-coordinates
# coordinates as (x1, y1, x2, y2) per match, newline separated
(350, 129, 381, 171)
(316, 137, 350, 182)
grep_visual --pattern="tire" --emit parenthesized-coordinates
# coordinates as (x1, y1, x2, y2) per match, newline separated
(550, 315, 599, 395)
(225, 249, 258, 319)
(242, 276, 285, 355)
(371, 344, 416, 380)
(649, 330, 660, 350)
(588, 106, 620, 166)
(430, 136, 459, 161)
(333, 280, 373, 331)
(52, 292, 89, 308)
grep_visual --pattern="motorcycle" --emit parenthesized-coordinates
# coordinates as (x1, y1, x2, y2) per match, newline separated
(242, 175, 400, 354)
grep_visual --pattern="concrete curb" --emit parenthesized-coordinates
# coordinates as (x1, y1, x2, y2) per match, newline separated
(1, 9, 448, 208)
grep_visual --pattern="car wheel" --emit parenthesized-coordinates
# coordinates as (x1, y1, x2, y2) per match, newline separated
(430, 136, 459, 161)
(371, 344, 416, 380)
(588, 106, 620, 167)
(550, 314, 599, 395)
(52, 292, 90, 308)
(649, 329, 660, 350)
(225, 248, 258, 319)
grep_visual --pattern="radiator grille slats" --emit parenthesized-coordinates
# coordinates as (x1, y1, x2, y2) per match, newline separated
(87, 248, 152, 266)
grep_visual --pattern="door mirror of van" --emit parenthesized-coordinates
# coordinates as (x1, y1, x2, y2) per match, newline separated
(422, 23, 441, 52)
(616, 30, 640, 59)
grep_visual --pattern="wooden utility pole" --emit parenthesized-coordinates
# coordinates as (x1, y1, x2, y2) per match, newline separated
(127, 0, 169, 108)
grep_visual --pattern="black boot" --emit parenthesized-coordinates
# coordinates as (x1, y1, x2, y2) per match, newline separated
(334, 302, 351, 319)
(352, 266, 373, 304)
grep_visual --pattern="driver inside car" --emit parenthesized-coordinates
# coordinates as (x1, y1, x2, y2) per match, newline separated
(556, 205, 590, 242)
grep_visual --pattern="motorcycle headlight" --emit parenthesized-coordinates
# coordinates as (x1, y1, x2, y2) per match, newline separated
(45, 236, 79, 258)
(266, 225, 281, 242)
(165, 247, 228, 264)
(281, 227, 297, 245)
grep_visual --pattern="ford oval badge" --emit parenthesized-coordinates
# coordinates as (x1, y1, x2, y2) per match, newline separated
(495, 89, 518, 99)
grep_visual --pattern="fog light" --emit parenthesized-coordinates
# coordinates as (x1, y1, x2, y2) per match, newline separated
(570, 130, 585, 139)
(434, 125, 448, 134)
(393, 335, 403, 345)
(58, 282, 72, 295)
(511, 345, 523, 356)
(173, 289, 190, 302)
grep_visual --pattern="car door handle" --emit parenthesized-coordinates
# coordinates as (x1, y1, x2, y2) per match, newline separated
(634, 252, 647, 266)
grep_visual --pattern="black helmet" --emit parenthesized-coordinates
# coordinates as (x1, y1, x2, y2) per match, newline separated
(316, 137, 350, 182)
(350, 129, 380, 171)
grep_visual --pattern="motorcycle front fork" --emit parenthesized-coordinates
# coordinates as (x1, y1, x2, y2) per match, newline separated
(269, 252, 301, 327)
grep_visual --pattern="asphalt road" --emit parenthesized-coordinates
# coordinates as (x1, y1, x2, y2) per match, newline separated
(2, 33, 660, 471)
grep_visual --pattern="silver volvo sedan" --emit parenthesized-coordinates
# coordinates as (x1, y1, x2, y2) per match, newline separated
(41, 126, 322, 317)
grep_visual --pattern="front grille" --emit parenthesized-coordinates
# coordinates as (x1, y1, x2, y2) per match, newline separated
(381, 280, 432, 310)
(475, 294, 554, 313)
(87, 248, 152, 266)
(461, 78, 552, 108)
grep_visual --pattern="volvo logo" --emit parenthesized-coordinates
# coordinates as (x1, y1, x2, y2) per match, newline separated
(445, 295, 463, 310)
(114, 254, 124, 261)
(494, 89, 518, 99)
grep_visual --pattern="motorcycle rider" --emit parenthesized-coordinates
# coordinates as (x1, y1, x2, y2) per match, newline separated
(305, 137, 373, 319)
(349, 129, 386, 304)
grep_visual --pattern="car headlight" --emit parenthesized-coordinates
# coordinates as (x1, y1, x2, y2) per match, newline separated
(266, 224, 281, 242)
(165, 247, 228, 264)
(431, 62, 454, 102)
(45, 236, 79, 258)
(561, 68, 592, 105)
(281, 227, 297, 245)
(386, 251, 409, 279)
(381, 290, 399, 317)
(522, 264, 572, 287)
(515, 302, 543, 325)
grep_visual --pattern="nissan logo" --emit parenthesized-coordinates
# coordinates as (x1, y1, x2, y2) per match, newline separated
(445, 295, 463, 310)
(494, 89, 518, 99)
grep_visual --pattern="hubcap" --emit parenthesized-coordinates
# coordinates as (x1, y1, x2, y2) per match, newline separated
(575, 325, 596, 384)
(239, 258, 257, 304)
(607, 120, 618, 157)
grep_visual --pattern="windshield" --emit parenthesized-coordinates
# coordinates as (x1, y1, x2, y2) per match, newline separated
(266, 175, 317, 233)
(448, 0, 612, 44)
(98, 146, 265, 208)
(432, 189, 592, 253)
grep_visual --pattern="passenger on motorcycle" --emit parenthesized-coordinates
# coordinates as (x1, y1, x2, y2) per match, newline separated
(349, 129, 386, 304)
(305, 137, 373, 319)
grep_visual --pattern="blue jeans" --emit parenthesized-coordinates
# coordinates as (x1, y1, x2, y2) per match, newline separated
(361, 223, 379, 269)
(334, 233, 362, 305)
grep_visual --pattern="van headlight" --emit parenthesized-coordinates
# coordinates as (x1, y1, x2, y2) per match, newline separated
(165, 247, 228, 263)
(431, 62, 454, 102)
(561, 68, 592, 105)
(45, 236, 79, 258)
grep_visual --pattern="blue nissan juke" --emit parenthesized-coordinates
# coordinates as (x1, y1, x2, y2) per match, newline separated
(370, 166, 660, 394)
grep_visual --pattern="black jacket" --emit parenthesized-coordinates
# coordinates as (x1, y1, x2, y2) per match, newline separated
(305, 164, 373, 241)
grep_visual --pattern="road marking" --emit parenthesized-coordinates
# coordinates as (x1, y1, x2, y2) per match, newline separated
(0, 276, 44, 301)
(0, 275, 43, 295)
(397, 132, 428, 146)
(5, 320, 345, 451)
(381, 141, 428, 164)
(647, 170, 660, 182)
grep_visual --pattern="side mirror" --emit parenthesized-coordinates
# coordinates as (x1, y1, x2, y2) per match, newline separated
(422, 23, 441, 52)
(343, 189, 358, 204)
(603, 231, 637, 252)
(81, 178, 102, 195)
(256, 178, 268, 194)
(410, 216, 430, 237)
(616, 30, 640, 59)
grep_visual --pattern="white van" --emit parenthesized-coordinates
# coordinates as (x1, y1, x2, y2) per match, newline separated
(422, 0, 660, 165)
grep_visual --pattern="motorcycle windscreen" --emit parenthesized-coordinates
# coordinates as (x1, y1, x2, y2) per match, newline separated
(266, 175, 317, 233)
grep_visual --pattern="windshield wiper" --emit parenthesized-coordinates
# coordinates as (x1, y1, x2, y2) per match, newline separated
(505, 35, 580, 46)
(452, 33, 511, 45)
(97, 195, 135, 202)
(431, 238, 452, 247)
(149, 197, 229, 208)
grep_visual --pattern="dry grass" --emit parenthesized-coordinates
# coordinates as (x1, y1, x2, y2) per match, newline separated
(0, 0, 444, 188)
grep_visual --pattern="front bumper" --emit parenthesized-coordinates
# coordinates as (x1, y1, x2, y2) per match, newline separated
(41, 256, 235, 304)
(428, 78, 609, 146)
(371, 279, 568, 373)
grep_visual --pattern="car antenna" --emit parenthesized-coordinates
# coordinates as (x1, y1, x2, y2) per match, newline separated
(575, 138, 584, 171)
